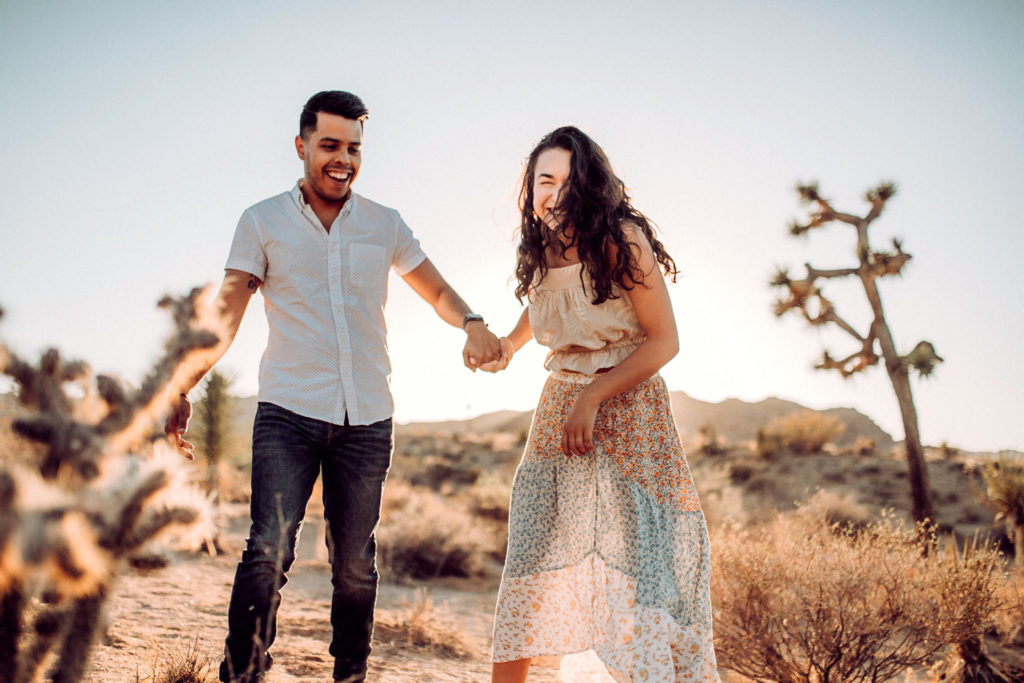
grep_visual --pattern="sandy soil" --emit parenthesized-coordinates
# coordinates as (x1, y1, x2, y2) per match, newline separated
(86, 507, 563, 683)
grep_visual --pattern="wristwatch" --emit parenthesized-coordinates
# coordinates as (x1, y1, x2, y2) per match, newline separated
(462, 313, 485, 329)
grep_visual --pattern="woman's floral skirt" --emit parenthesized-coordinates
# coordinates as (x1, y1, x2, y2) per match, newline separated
(492, 373, 720, 682)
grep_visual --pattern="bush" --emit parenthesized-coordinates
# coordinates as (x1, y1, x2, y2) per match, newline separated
(142, 635, 215, 683)
(754, 427, 784, 460)
(374, 589, 471, 659)
(697, 421, 726, 456)
(377, 479, 500, 580)
(711, 505, 1003, 683)
(759, 410, 846, 455)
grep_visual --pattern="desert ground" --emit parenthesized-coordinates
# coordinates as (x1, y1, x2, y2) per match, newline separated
(3, 393, 1023, 682)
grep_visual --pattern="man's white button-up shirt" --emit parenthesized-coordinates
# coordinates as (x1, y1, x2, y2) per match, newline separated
(225, 183, 427, 426)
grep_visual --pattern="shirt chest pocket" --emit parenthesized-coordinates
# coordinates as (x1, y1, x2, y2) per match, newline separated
(348, 243, 390, 290)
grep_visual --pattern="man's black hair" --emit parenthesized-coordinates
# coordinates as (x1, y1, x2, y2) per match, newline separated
(299, 91, 369, 139)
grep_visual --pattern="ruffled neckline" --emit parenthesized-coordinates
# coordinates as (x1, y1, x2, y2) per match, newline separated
(538, 262, 585, 291)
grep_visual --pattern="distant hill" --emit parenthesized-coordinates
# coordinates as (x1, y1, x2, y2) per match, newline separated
(4, 389, 892, 451)
(395, 391, 895, 452)
(666, 392, 896, 451)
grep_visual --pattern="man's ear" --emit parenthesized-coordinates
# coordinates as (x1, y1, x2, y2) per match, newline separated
(295, 134, 306, 160)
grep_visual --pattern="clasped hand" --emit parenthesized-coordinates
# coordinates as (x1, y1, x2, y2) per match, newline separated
(474, 337, 514, 373)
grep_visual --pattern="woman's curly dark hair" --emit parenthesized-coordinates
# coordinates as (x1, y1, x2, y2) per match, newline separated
(514, 126, 678, 304)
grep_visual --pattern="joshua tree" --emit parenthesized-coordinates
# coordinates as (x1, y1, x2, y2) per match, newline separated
(192, 369, 235, 498)
(0, 289, 216, 682)
(772, 181, 941, 524)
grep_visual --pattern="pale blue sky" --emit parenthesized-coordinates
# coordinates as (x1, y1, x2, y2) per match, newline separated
(2, 0, 1022, 451)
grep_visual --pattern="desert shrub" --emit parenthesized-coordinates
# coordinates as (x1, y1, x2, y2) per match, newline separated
(377, 479, 500, 580)
(973, 454, 1024, 569)
(374, 589, 471, 659)
(759, 410, 846, 455)
(754, 427, 784, 460)
(691, 465, 748, 528)
(727, 463, 754, 484)
(851, 435, 876, 456)
(989, 569, 1024, 648)
(804, 488, 871, 528)
(711, 505, 1003, 683)
(408, 456, 481, 490)
(0, 292, 214, 682)
(940, 441, 961, 458)
(697, 421, 726, 456)
(466, 472, 512, 522)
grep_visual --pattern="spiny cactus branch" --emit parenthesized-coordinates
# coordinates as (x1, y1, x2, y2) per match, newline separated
(0, 289, 215, 683)
(125, 506, 199, 550)
(107, 286, 221, 456)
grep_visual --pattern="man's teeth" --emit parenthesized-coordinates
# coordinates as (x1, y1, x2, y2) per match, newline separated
(326, 170, 349, 181)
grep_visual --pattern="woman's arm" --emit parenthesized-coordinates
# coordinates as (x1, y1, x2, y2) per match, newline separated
(561, 231, 679, 455)
(478, 306, 533, 372)
(504, 306, 534, 353)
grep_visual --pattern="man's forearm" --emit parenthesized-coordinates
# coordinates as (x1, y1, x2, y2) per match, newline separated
(171, 269, 257, 397)
(432, 285, 476, 329)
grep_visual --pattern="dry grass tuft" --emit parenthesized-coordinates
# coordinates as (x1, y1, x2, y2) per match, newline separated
(758, 410, 846, 455)
(711, 504, 1004, 683)
(374, 589, 472, 659)
(377, 479, 502, 581)
(138, 635, 216, 683)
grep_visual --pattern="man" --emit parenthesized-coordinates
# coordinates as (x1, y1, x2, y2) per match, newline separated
(165, 91, 502, 683)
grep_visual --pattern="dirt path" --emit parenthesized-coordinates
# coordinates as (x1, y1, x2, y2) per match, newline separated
(87, 510, 561, 682)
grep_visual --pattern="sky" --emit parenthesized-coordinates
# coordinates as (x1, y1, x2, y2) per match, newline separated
(1, 0, 1022, 452)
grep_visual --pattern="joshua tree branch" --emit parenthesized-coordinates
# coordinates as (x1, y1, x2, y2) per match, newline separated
(813, 197, 861, 227)
(823, 308, 866, 343)
(805, 264, 859, 280)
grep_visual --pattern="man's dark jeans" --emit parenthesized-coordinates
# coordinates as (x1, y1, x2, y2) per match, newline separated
(220, 402, 392, 683)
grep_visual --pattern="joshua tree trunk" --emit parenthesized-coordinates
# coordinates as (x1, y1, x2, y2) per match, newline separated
(864, 278, 935, 524)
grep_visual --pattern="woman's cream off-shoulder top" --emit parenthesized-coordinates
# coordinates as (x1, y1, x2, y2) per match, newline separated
(528, 262, 646, 374)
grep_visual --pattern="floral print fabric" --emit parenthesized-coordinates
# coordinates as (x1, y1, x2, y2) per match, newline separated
(492, 373, 720, 681)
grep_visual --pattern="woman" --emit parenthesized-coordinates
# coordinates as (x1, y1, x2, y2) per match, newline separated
(486, 127, 720, 682)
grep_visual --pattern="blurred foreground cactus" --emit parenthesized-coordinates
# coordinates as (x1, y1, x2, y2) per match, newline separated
(0, 289, 218, 682)
(975, 455, 1024, 570)
(772, 181, 940, 524)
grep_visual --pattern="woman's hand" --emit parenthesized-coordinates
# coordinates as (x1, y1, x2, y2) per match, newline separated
(479, 336, 514, 373)
(562, 388, 600, 456)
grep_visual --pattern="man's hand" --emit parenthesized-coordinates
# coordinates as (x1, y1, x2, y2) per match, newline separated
(463, 320, 501, 371)
(478, 337, 514, 373)
(164, 394, 195, 460)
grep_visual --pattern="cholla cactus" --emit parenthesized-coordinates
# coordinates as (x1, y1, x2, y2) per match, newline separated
(0, 288, 217, 682)
(772, 182, 940, 524)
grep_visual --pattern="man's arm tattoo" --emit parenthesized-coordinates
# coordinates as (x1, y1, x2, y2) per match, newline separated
(247, 275, 259, 291)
